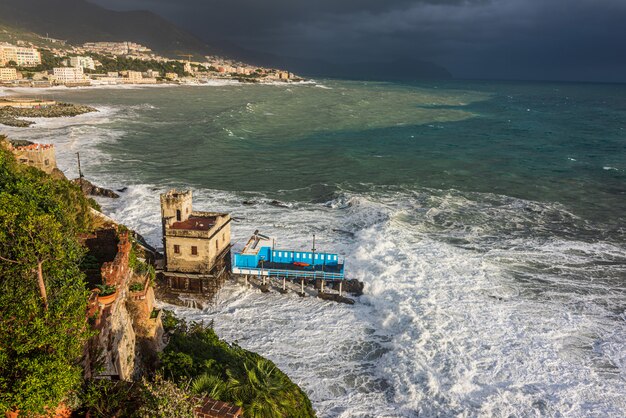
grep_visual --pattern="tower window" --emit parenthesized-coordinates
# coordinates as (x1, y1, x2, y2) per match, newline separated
(174, 245, 180, 254)
(176, 209, 181, 221)
(191, 246, 198, 255)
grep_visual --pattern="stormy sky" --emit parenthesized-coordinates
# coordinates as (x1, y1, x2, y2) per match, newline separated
(91, 0, 626, 82)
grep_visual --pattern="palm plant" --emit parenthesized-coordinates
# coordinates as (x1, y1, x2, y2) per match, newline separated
(191, 373, 228, 400)
(226, 359, 294, 418)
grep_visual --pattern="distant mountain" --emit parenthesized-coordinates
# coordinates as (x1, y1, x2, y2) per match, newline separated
(202, 45, 452, 80)
(0, 0, 221, 59)
(0, 0, 452, 79)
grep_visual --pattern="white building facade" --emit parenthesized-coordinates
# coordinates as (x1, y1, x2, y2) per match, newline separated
(0, 43, 41, 67)
(69, 56, 96, 70)
(53, 67, 86, 83)
(0, 67, 18, 81)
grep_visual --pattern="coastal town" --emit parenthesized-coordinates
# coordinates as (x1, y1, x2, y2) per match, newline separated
(0, 34, 301, 87)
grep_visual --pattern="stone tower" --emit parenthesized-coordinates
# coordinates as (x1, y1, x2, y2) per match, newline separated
(160, 190, 193, 259)
(160, 189, 192, 225)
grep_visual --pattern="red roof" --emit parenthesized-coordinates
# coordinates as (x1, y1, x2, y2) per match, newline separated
(170, 215, 216, 231)
(193, 397, 242, 418)
(13, 143, 54, 151)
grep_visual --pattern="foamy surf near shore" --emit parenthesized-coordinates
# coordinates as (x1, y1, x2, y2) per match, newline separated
(0, 78, 321, 99)
(1, 81, 624, 417)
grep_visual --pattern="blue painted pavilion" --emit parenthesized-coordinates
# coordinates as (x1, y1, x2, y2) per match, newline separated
(232, 231, 345, 281)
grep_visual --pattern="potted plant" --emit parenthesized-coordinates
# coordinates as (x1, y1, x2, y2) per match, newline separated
(129, 282, 144, 293)
(95, 284, 117, 305)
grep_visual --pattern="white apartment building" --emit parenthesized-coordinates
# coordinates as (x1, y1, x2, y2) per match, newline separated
(0, 67, 18, 81)
(69, 56, 96, 70)
(125, 70, 143, 83)
(53, 67, 86, 83)
(0, 43, 41, 67)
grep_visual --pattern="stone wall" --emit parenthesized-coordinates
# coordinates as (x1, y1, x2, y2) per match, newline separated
(101, 232, 132, 286)
(8, 142, 57, 174)
(127, 275, 165, 378)
(97, 290, 137, 381)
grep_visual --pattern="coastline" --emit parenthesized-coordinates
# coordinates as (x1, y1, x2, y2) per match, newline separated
(0, 101, 98, 127)
(2, 81, 624, 417)
(0, 78, 318, 95)
(0, 78, 322, 129)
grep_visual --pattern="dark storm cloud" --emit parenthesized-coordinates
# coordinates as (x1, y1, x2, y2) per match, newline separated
(92, 0, 626, 81)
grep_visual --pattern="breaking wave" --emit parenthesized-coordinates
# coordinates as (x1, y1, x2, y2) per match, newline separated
(4, 87, 625, 418)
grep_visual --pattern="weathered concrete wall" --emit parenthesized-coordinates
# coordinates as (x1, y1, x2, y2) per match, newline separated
(165, 221, 231, 274)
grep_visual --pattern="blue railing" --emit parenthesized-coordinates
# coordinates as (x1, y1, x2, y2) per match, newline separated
(232, 266, 345, 281)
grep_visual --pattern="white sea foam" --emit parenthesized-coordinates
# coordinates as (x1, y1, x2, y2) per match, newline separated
(94, 182, 626, 417)
(7, 99, 626, 418)
(0, 79, 314, 97)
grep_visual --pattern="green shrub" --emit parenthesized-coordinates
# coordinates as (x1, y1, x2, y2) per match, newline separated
(161, 309, 181, 333)
(88, 197, 102, 212)
(80, 254, 101, 270)
(136, 375, 197, 418)
(78, 376, 197, 418)
(79, 379, 135, 418)
(129, 282, 144, 292)
(160, 318, 316, 418)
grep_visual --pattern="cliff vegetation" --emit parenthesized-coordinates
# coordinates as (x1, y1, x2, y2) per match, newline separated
(0, 144, 93, 414)
(160, 313, 316, 418)
(0, 141, 316, 417)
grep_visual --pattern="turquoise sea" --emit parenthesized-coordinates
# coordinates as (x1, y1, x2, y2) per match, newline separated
(2, 79, 625, 417)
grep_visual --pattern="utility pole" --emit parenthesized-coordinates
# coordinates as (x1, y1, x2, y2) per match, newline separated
(76, 152, 84, 180)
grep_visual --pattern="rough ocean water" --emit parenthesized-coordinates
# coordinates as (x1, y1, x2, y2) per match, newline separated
(1, 80, 624, 417)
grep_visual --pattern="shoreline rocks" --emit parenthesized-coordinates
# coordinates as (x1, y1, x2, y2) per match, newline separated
(73, 178, 120, 198)
(0, 102, 98, 127)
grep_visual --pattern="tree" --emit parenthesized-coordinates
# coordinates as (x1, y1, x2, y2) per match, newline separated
(0, 146, 92, 414)
(0, 193, 78, 309)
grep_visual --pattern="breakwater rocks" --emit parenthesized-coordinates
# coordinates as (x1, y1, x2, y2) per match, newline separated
(0, 102, 97, 127)
(331, 279, 364, 296)
(73, 178, 120, 198)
